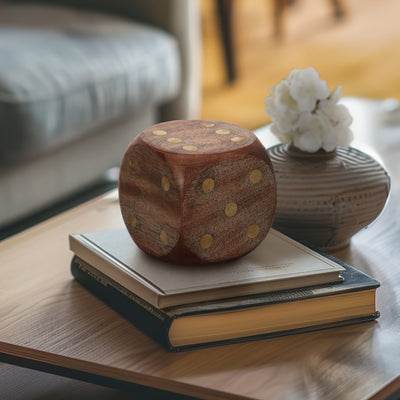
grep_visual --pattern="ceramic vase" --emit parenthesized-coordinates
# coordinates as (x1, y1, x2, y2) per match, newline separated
(267, 143, 391, 252)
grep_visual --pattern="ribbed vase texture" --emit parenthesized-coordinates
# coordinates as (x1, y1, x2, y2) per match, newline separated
(267, 144, 391, 252)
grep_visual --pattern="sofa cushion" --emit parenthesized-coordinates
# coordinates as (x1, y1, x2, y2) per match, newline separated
(0, 4, 181, 164)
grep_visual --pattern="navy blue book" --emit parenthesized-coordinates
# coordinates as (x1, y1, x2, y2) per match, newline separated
(71, 255, 380, 352)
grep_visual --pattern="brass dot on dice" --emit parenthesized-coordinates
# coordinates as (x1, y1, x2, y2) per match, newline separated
(128, 159, 138, 171)
(160, 230, 169, 246)
(202, 178, 215, 193)
(161, 176, 170, 191)
(200, 122, 215, 127)
(216, 129, 230, 135)
(129, 213, 137, 227)
(225, 202, 238, 217)
(167, 137, 182, 143)
(247, 224, 260, 238)
(231, 136, 244, 143)
(250, 169, 262, 184)
(182, 145, 198, 151)
(200, 234, 213, 249)
(152, 130, 167, 136)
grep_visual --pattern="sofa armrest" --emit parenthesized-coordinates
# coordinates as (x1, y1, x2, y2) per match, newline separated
(86, 0, 202, 121)
(157, 0, 202, 121)
(129, 0, 202, 121)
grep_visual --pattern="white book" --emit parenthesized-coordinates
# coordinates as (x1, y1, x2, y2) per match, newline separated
(69, 228, 345, 308)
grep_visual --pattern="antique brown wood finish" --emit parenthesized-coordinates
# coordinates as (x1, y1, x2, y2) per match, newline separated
(119, 120, 276, 264)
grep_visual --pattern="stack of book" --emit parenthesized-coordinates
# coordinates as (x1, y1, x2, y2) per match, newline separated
(69, 228, 379, 352)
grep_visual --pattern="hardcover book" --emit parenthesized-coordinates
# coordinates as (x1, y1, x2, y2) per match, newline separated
(71, 256, 380, 352)
(69, 228, 345, 308)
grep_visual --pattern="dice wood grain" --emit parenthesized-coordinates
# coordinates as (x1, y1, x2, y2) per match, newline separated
(119, 120, 277, 265)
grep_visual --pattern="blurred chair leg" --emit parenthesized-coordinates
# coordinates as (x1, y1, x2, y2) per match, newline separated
(215, 0, 344, 82)
(331, 0, 345, 19)
(274, 0, 286, 39)
(216, 0, 236, 82)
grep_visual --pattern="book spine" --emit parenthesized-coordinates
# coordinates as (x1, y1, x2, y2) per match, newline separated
(70, 257, 175, 351)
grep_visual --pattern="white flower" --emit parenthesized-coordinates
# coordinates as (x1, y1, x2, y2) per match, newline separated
(287, 67, 330, 112)
(264, 67, 353, 152)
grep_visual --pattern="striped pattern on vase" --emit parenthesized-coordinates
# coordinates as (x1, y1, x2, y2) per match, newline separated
(267, 144, 391, 252)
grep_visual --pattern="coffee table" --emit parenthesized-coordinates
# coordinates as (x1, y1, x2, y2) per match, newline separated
(1, 98, 400, 399)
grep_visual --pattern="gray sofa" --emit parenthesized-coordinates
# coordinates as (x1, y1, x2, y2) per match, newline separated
(0, 0, 201, 230)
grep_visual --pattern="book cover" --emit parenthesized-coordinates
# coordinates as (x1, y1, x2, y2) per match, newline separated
(69, 228, 345, 308)
(71, 256, 380, 352)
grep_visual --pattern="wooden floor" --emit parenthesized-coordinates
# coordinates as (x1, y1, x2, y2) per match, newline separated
(201, 0, 400, 130)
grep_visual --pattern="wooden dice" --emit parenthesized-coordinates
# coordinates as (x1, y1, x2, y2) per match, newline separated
(119, 120, 277, 264)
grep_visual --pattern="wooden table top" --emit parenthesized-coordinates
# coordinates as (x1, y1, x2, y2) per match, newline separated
(1, 98, 400, 399)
